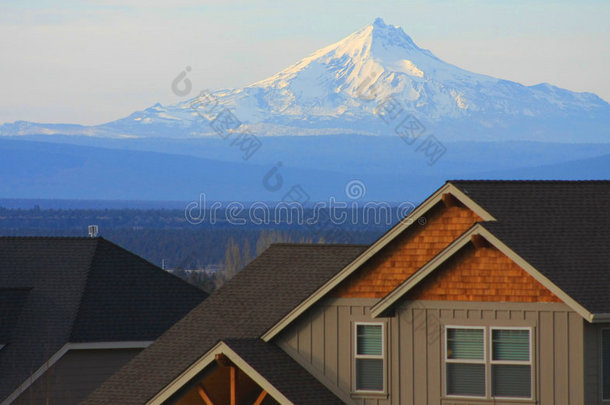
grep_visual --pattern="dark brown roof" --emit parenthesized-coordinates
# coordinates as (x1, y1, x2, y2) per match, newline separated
(451, 180, 610, 314)
(83, 243, 366, 405)
(0, 237, 206, 403)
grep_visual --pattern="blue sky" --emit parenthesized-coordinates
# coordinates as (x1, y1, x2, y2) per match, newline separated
(1, 0, 608, 125)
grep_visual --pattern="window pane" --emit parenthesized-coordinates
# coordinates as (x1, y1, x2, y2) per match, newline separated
(356, 359, 383, 391)
(357, 324, 382, 356)
(492, 329, 530, 361)
(602, 329, 610, 399)
(447, 328, 484, 360)
(492, 365, 531, 398)
(446, 363, 485, 396)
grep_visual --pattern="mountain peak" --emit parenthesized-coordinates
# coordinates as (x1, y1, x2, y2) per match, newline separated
(360, 18, 420, 53)
(372, 17, 387, 27)
(19, 19, 601, 143)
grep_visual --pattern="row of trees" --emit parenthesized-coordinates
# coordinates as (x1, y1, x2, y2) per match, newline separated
(0, 207, 393, 293)
(216, 230, 320, 289)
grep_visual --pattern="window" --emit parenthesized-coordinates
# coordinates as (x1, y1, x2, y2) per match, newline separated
(354, 323, 384, 392)
(446, 327, 486, 397)
(491, 328, 531, 398)
(603, 329, 610, 401)
(445, 326, 532, 400)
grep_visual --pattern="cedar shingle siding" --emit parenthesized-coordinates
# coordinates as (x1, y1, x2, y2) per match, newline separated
(332, 202, 480, 298)
(406, 243, 562, 303)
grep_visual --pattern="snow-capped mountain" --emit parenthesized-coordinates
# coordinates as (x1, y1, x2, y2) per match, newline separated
(2, 18, 609, 141)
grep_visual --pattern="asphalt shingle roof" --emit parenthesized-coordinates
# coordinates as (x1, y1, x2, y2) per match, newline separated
(224, 339, 343, 404)
(451, 180, 610, 314)
(0, 237, 207, 403)
(83, 244, 366, 405)
(0, 288, 30, 344)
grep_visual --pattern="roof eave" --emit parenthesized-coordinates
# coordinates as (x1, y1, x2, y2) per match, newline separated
(591, 313, 610, 323)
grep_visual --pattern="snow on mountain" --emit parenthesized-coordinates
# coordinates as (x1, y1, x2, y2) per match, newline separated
(1, 18, 609, 141)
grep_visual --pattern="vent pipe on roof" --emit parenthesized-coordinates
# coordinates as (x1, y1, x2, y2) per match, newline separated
(88, 225, 99, 238)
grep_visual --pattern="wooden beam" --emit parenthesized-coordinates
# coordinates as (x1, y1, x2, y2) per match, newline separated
(215, 353, 232, 367)
(230, 366, 236, 405)
(471, 234, 490, 249)
(442, 193, 460, 207)
(197, 384, 214, 405)
(253, 390, 268, 405)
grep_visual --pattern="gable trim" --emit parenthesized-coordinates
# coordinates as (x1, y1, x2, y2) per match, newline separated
(262, 182, 495, 342)
(147, 341, 293, 405)
(369, 224, 594, 322)
(1, 341, 152, 405)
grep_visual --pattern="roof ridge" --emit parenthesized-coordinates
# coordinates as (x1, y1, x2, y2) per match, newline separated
(96, 238, 207, 295)
(68, 238, 101, 342)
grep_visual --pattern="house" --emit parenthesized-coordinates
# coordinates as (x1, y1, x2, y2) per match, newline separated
(0, 237, 207, 405)
(84, 180, 610, 404)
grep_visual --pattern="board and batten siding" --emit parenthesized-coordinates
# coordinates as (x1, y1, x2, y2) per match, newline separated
(276, 298, 587, 405)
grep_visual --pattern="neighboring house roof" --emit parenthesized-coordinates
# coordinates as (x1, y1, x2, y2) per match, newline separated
(0, 288, 30, 345)
(0, 237, 207, 404)
(83, 244, 367, 405)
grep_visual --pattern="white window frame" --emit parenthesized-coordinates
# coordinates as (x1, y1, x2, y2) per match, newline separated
(489, 326, 533, 400)
(444, 325, 487, 399)
(353, 321, 385, 394)
(444, 326, 534, 401)
(602, 328, 610, 402)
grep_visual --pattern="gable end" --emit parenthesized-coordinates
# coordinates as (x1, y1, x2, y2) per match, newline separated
(405, 242, 562, 303)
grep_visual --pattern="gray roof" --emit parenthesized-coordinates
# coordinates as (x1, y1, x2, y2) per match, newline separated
(83, 243, 367, 405)
(0, 237, 207, 403)
(451, 180, 610, 314)
(223, 339, 343, 404)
